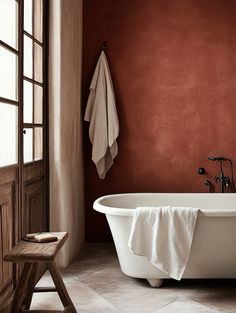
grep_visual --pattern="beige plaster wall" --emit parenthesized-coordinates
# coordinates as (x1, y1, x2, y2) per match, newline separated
(49, 0, 84, 267)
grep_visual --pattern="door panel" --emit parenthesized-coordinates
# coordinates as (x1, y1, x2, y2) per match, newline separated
(24, 177, 46, 234)
(1, 202, 13, 290)
(23, 161, 46, 235)
(0, 167, 17, 309)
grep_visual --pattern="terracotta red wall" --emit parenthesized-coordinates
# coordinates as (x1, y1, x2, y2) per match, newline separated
(82, 0, 236, 242)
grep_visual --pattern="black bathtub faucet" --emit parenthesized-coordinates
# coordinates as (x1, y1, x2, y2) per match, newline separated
(208, 157, 235, 193)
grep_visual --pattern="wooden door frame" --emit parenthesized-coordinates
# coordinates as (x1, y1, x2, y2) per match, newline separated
(43, 0, 49, 232)
(18, 0, 49, 239)
(0, 2, 49, 308)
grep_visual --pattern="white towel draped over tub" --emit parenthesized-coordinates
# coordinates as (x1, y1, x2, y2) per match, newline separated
(84, 51, 119, 179)
(128, 206, 199, 280)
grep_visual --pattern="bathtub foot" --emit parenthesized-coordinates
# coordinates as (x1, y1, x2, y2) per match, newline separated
(147, 278, 163, 288)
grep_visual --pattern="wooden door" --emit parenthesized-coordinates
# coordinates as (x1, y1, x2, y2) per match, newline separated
(0, 0, 48, 309)
(0, 1, 21, 308)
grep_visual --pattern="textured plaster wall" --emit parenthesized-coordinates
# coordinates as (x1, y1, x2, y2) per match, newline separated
(83, 0, 236, 241)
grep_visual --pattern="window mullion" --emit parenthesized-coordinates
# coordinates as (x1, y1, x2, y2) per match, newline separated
(23, 31, 43, 47)
(0, 97, 19, 106)
(19, 0, 24, 166)
(0, 41, 19, 55)
(23, 76, 43, 87)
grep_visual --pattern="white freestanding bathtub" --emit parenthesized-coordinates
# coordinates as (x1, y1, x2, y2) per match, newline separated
(94, 193, 236, 287)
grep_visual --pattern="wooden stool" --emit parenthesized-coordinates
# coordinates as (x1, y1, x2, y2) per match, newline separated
(4, 232, 76, 313)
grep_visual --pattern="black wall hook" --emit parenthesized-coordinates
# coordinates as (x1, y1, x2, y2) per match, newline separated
(101, 42, 107, 50)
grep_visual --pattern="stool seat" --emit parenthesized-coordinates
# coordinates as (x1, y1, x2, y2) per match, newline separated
(4, 232, 68, 262)
(4, 232, 76, 313)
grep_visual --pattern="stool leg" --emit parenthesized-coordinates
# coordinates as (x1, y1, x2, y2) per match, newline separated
(10, 262, 33, 313)
(48, 261, 76, 313)
(22, 262, 39, 309)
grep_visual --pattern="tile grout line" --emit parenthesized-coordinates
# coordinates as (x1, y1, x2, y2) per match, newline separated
(62, 271, 182, 313)
(187, 298, 226, 313)
(151, 299, 178, 313)
(62, 271, 203, 313)
(62, 271, 125, 312)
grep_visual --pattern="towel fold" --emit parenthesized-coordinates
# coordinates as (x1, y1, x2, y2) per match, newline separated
(84, 51, 119, 179)
(128, 206, 199, 280)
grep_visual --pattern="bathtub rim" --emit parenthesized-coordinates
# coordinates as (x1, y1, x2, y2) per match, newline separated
(93, 193, 236, 217)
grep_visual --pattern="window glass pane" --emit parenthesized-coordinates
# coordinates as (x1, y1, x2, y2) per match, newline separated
(0, 103, 18, 167)
(34, 127, 43, 160)
(0, 46, 17, 100)
(34, 84, 43, 123)
(24, 0, 32, 34)
(0, 0, 18, 48)
(23, 80, 33, 123)
(23, 128, 33, 163)
(24, 35, 33, 78)
(34, 42, 42, 82)
(34, 0, 43, 42)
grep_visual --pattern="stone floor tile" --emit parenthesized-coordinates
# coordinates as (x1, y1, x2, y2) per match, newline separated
(29, 244, 236, 313)
(153, 299, 222, 313)
(31, 278, 122, 312)
(189, 281, 236, 313)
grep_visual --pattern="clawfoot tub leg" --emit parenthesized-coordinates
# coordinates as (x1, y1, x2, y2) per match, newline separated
(147, 278, 163, 288)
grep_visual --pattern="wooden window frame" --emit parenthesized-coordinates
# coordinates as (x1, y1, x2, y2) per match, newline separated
(20, 0, 49, 231)
(22, 0, 47, 165)
(0, 0, 48, 167)
(0, 0, 49, 228)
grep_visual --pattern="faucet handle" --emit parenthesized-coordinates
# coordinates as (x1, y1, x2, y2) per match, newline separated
(204, 180, 213, 192)
(215, 176, 221, 183)
(215, 175, 230, 183)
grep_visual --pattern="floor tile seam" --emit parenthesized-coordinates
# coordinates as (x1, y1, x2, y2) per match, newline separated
(62, 272, 201, 307)
(62, 272, 94, 288)
(152, 297, 225, 313)
(184, 298, 225, 313)
(82, 287, 126, 313)
(62, 271, 90, 284)
(176, 292, 202, 301)
(150, 299, 178, 312)
(61, 268, 116, 277)
(61, 270, 124, 286)
(62, 272, 124, 312)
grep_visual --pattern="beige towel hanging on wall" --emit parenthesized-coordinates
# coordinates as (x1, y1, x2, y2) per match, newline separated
(84, 51, 119, 179)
